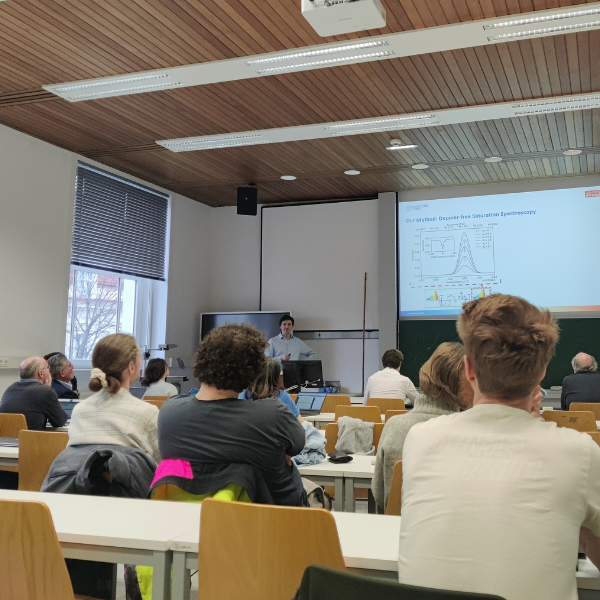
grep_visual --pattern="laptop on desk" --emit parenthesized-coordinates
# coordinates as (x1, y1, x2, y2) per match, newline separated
(296, 393, 327, 417)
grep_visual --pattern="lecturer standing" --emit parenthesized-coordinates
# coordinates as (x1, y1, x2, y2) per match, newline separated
(265, 315, 316, 361)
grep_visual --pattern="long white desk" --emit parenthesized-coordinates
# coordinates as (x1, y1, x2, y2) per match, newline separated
(0, 489, 201, 600)
(0, 446, 18, 467)
(168, 509, 401, 600)
(298, 455, 375, 512)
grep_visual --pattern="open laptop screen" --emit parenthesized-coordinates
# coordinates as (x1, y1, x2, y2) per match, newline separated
(297, 394, 326, 411)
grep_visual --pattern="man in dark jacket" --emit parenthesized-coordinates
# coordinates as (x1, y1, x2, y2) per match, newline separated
(561, 352, 600, 410)
(47, 353, 79, 400)
(0, 356, 68, 430)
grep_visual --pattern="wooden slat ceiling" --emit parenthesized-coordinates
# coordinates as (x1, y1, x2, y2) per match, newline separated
(0, 0, 599, 206)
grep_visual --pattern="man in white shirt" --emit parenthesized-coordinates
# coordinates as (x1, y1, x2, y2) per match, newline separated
(363, 349, 418, 404)
(398, 294, 600, 600)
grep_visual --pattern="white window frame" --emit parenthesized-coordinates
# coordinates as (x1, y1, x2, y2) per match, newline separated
(66, 265, 166, 368)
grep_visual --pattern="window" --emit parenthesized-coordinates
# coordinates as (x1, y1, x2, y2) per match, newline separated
(66, 164, 169, 362)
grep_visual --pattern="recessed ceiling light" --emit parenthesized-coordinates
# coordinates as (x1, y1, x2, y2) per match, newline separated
(344, 170, 361, 175)
(563, 149, 582, 156)
(484, 156, 503, 163)
(411, 164, 429, 170)
(280, 175, 297, 180)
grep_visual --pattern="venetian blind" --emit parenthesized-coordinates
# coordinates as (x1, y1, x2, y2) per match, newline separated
(71, 163, 169, 281)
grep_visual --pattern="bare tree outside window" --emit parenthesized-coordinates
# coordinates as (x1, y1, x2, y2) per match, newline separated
(65, 269, 136, 360)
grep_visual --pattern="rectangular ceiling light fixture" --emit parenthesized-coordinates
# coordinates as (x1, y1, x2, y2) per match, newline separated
(157, 133, 268, 152)
(484, 7, 600, 29)
(46, 73, 183, 102)
(488, 20, 600, 41)
(325, 115, 436, 130)
(512, 94, 600, 115)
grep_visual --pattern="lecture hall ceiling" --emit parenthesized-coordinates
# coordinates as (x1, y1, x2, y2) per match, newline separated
(0, 0, 599, 206)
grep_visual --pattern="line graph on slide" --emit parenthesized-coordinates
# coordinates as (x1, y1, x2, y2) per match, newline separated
(419, 227, 495, 280)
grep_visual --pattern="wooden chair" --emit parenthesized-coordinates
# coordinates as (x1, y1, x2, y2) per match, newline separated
(144, 399, 167, 410)
(324, 422, 385, 453)
(335, 405, 382, 423)
(384, 410, 409, 421)
(570, 403, 600, 420)
(385, 460, 403, 516)
(586, 432, 600, 446)
(0, 498, 75, 599)
(0, 413, 28, 473)
(542, 410, 597, 432)
(322, 395, 351, 413)
(18, 430, 69, 491)
(197, 498, 345, 600)
(290, 394, 297, 402)
(143, 395, 170, 401)
(366, 398, 406, 414)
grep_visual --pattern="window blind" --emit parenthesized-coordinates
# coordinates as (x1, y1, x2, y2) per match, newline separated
(71, 163, 169, 281)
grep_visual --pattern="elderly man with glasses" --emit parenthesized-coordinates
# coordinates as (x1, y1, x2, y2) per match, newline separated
(47, 353, 79, 400)
(0, 356, 68, 430)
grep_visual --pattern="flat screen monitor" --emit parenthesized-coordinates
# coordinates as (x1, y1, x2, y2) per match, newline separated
(282, 360, 324, 392)
(200, 311, 291, 341)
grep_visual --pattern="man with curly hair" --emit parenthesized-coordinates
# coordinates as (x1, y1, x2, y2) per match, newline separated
(157, 323, 307, 506)
(398, 294, 600, 600)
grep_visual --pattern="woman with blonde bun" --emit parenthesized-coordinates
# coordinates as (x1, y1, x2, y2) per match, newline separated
(67, 333, 160, 463)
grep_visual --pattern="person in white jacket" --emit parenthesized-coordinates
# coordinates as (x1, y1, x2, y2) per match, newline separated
(363, 349, 418, 404)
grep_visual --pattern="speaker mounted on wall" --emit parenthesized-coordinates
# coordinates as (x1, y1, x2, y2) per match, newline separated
(237, 185, 258, 215)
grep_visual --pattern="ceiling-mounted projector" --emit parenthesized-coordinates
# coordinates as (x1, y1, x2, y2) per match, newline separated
(301, 0, 386, 37)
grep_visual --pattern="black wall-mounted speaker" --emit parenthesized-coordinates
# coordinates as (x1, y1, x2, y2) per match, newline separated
(237, 187, 258, 215)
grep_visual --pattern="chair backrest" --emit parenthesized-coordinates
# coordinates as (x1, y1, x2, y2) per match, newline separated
(144, 399, 167, 410)
(542, 410, 597, 432)
(290, 394, 297, 402)
(294, 565, 506, 600)
(198, 498, 345, 600)
(324, 422, 384, 453)
(0, 499, 74, 600)
(570, 403, 600, 419)
(143, 395, 170, 401)
(587, 431, 600, 446)
(384, 410, 409, 421)
(334, 405, 382, 423)
(0, 413, 28, 437)
(385, 460, 403, 516)
(322, 395, 351, 413)
(18, 430, 69, 491)
(366, 398, 406, 414)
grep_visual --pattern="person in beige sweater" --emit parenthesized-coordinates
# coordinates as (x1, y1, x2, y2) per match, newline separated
(372, 342, 474, 512)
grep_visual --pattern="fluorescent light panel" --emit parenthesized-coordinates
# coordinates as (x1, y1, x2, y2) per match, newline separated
(512, 94, 600, 115)
(256, 51, 394, 75)
(387, 144, 418, 150)
(484, 7, 600, 29)
(488, 20, 600, 41)
(158, 139, 269, 152)
(246, 40, 388, 65)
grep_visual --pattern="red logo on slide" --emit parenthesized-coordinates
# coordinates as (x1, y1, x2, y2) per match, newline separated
(585, 191, 600, 197)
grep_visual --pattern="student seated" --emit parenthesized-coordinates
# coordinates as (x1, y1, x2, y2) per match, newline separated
(47, 353, 79, 400)
(372, 342, 472, 512)
(157, 323, 307, 506)
(363, 349, 418, 404)
(240, 358, 303, 421)
(141, 358, 178, 398)
(398, 294, 600, 600)
(67, 333, 160, 464)
(0, 356, 68, 430)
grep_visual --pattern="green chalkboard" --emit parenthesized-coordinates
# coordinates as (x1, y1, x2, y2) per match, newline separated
(398, 318, 600, 388)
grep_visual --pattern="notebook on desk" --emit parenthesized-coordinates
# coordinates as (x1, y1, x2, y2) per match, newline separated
(297, 393, 327, 417)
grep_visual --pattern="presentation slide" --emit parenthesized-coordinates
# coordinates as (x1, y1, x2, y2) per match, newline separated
(398, 185, 600, 317)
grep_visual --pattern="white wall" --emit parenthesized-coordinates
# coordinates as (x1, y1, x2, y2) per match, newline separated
(207, 206, 262, 312)
(0, 124, 77, 393)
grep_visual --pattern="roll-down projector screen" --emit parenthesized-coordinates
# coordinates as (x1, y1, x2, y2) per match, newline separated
(398, 185, 600, 318)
